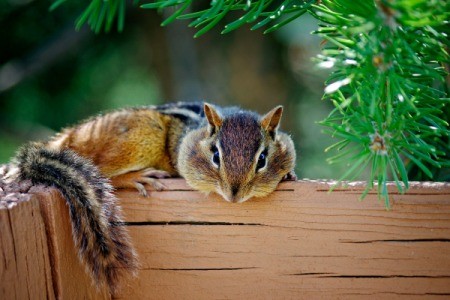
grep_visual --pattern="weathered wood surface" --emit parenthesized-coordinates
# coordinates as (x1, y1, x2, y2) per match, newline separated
(0, 187, 110, 300)
(36, 190, 110, 300)
(115, 179, 450, 299)
(0, 194, 54, 300)
(1, 179, 450, 299)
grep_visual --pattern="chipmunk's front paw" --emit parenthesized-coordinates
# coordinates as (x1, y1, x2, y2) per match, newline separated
(134, 169, 171, 196)
(282, 170, 297, 181)
(111, 168, 171, 197)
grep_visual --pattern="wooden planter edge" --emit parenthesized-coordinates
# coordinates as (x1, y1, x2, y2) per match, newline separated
(1, 179, 450, 299)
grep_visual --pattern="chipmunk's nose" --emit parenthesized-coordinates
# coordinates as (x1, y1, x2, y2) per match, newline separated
(231, 185, 239, 197)
(228, 185, 240, 203)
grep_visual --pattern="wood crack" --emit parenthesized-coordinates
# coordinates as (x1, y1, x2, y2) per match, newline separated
(342, 239, 450, 244)
(145, 267, 258, 271)
(122, 221, 266, 226)
(321, 275, 450, 279)
(289, 272, 333, 276)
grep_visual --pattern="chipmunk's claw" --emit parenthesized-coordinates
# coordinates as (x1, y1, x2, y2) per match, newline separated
(134, 182, 148, 197)
(137, 177, 166, 195)
(282, 170, 297, 181)
(111, 168, 171, 196)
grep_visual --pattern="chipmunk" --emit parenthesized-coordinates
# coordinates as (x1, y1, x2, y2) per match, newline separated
(4, 101, 296, 294)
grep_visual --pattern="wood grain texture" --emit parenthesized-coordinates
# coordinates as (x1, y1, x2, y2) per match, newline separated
(2, 179, 450, 299)
(0, 195, 54, 300)
(114, 179, 450, 299)
(35, 190, 111, 300)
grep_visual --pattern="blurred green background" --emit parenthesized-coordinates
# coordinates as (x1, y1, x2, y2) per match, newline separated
(0, 0, 345, 179)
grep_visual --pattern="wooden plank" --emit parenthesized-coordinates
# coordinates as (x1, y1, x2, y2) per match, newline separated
(35, 190, 111, 300)
(114, 179, 450, 299)
(0, 195, 54, 300)
(2, 179, 450, 299)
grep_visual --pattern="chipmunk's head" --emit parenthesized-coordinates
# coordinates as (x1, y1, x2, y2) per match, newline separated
(178, 103, 296, 203)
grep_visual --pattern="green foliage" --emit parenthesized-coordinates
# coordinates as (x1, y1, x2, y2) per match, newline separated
(142, 0, 315, 37)
(0, 1, 161, 163)
(50, 0, 140, 33)
(50, 0, 450, 207)
(52, 0, 316, 36)
(314, 0, 449, 207)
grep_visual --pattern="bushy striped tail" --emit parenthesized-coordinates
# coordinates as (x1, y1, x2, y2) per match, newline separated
(16, 142, 138, 294)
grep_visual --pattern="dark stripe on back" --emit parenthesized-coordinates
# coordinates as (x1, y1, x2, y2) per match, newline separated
(155, 101, 205, 117)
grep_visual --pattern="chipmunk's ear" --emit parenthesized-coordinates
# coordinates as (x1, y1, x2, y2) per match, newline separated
(261, 105, 283, 139)
(204, 103, 223, 135)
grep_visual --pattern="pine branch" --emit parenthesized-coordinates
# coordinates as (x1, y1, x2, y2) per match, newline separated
(140, 0, 315, 37)
(51, 0, 139, 33)
(316, 0, 450, 207)
(51, 0, 315, 36)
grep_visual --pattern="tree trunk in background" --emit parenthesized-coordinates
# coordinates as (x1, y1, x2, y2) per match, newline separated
(143, 18, 292, 116)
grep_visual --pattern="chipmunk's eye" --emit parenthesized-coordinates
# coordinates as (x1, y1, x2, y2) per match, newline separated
(211, 145, 220, 168)
(256, 148, 268, 171)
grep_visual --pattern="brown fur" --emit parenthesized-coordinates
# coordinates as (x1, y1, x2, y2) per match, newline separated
(178, 103, 296, 203)
(48, 108, 179, 177)
(13, 102, 296, 293)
